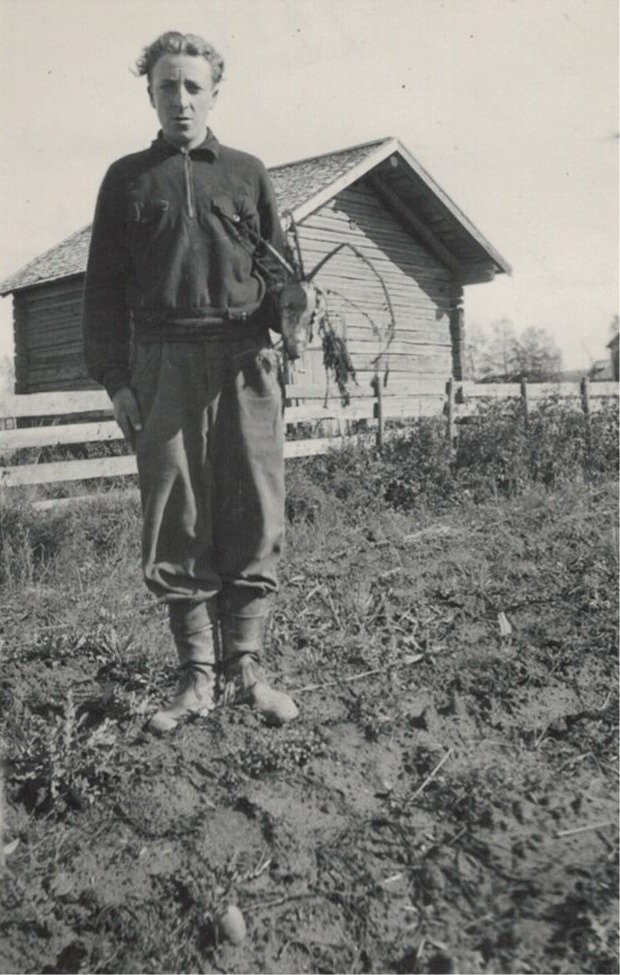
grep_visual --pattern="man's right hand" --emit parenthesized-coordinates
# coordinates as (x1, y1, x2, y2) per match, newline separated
(112, 387, 142, 446)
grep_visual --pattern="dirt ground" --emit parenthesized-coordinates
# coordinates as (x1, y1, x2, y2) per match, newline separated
(1, 477, 618, 974)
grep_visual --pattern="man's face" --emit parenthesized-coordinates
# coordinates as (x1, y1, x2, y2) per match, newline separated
(149, 54, 217, 150)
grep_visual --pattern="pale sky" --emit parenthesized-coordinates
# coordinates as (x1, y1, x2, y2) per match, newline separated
(0, 0, 617, 371)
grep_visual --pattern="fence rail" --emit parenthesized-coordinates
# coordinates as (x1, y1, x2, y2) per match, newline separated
(1, 378, 617, 493)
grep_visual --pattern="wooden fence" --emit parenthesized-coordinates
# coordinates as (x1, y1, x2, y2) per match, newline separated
(0, 378, 617, 496)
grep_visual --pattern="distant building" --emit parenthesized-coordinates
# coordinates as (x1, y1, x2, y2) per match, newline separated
(606, 333, 619, 382)
(557, 369, 588, 383)
(589, 358, 614, 382)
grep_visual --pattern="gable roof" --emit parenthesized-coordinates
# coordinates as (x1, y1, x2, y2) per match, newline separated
(0, 136, 510, 296)
(268, 138, 389, 214)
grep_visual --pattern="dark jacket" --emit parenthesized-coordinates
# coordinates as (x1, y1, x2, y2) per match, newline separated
(82, 130, 287, 398)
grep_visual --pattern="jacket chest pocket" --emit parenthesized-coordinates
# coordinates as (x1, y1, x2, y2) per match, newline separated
(209, 195, 261, 245)
(126, 198, 170, 248)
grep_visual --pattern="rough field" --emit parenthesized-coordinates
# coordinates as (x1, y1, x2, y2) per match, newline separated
(1, 457, 618, 974)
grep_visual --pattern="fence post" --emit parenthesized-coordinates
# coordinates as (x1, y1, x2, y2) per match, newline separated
(372, 375, 384, 453)
(446, 377, 456, 449)
(520, 377, 529, 431)
(580, 376, 591, 453)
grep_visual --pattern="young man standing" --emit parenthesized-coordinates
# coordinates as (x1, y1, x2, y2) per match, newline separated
(82, 31, 298, 732)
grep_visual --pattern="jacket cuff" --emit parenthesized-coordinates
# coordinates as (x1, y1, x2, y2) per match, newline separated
(102, 368, 132, 400)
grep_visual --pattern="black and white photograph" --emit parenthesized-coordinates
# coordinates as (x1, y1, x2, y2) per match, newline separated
(0, 1, 617, 973)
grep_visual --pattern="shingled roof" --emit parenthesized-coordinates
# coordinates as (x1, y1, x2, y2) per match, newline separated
(267, 138, 387, 214)
(0, 225, 93, 297)
(0, 136, 510, 295)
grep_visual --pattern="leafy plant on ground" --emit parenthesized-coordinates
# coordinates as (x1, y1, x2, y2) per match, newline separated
(455, 394, 618, 499)
(10, 692, 123, 814)
(233, 727, 329, 778)
(289, 394, 618, 516)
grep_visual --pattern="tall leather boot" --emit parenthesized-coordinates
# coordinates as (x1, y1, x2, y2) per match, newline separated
(148, 600, 217, 734)
(219, 611, 298, 726)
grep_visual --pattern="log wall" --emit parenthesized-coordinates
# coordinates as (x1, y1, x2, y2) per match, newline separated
(13, 276, 96, 394)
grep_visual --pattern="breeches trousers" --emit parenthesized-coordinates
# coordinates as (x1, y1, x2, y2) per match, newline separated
(131, 333, 285, 621)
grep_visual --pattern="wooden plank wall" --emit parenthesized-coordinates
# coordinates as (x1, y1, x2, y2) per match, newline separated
(290, 177, 454, 398)
(13, 277, 96, 394)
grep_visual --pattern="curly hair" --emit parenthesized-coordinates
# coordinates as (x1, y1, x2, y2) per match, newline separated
(136, 31, 225, 86)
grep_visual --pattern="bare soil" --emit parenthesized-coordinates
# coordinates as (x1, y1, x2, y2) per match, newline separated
(1, 478, 618, 974)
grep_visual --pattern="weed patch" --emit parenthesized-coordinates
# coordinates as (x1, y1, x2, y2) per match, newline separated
(10, 695, 123, 815)
(292, 395, 618, 517)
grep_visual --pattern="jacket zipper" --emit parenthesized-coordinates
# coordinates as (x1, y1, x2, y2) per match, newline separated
(182, 150, 195, 218)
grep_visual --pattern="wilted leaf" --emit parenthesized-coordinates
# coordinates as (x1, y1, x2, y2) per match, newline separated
(498, 611, 513, 638)
(3, 838, 19, 857)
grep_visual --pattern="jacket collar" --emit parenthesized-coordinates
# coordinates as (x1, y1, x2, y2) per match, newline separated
(151, 128, 221, 158)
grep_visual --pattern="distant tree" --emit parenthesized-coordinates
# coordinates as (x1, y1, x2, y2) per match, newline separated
(462, 322, 486, 380)
(464, 318, 515, 380)
(609, 314, 619, 337)
(510, 327, 562, 381)
(464, 320, 562, 382)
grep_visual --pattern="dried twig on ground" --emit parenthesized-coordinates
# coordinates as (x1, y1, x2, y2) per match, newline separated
(556, 820, 617, 838)
(290, 653, 425, 695)
(410, 748, 454, 800)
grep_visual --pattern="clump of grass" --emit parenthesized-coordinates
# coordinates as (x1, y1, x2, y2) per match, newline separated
(0, 496, 65, 586)
(0, 491, 142, 587)
(288, 440, 386, 514)
(284, 465, 335, 525)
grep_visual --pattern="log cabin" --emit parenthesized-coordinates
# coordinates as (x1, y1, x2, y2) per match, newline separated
(0, 137, 510, 397)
